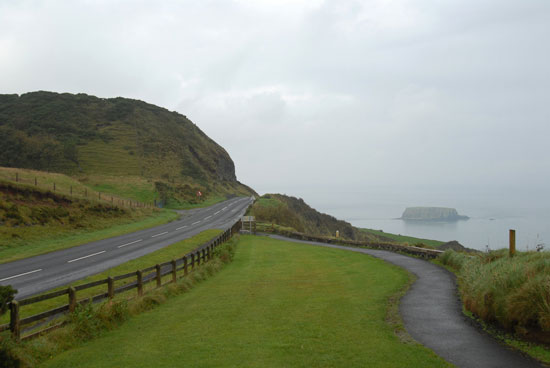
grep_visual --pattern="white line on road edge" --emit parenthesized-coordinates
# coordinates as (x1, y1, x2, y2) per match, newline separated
(204, 215, 212, 220)
(67, 251, 106, 263)
(151, 231, 169, 238)
(117, 239, 143, 248)
(222, 207, 227, 210)
(214, 211, 220, 215)
(176, 225, 187, 230)
(0, 269, 42, 282)
(192, 221, 201, 225)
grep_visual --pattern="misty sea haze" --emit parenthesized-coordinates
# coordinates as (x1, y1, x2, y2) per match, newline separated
(265, 185, 550, 252)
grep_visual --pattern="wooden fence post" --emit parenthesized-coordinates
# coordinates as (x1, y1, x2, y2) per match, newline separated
(108, 277, 114, 299)
(191, 253, 195, 269)
(196, 251, 201, 266)
(184, 256, 188, 275)
(53, 183, 56, 192)
(171, 260, 177, 283)
(155, 264, 161, 288)
(137, 271, 143, 296)
(34, 177, 37, 186)
(10, 301, 20, 342)
(68, 287, 76, 312)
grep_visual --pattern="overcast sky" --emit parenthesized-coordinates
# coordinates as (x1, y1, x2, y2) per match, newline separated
(1, 0, 549, 198)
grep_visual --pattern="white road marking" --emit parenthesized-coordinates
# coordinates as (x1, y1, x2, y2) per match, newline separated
(222, 207, 227, 210)
(204, 215, 212, 220)
(214, 211, 220, 215)
(117, 239, 143, 248)
(176, 225, 187, 230)
(0, 269, 42, 282)
(67, 251, 106, 263)
(151, 231, 169, 238)
(192, 221, 201, 225)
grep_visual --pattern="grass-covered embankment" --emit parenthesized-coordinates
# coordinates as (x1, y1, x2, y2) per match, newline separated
(42, 235, 451, 368)
(361, 228, 444, 248)
(439, 249, 550, 363)
(0, 175, 181, 263)
(0, 231, 235, 367)
(0, 229, 221, 325)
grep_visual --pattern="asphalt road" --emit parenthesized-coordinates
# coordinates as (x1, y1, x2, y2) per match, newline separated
(267, 234, 544, 368)
(0, 196, 254, 299)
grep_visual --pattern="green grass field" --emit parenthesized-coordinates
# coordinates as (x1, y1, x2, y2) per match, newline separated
(41, 236, 451, 368)
(0, 229, 221, 326)
(361, 228, 444, 248)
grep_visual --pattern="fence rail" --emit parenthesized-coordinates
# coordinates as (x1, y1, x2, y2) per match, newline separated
(4, 220, 242, 342)
(0, 170, 153, 209)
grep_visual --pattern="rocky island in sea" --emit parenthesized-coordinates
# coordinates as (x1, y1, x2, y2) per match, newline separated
(401, 207, 469, 221)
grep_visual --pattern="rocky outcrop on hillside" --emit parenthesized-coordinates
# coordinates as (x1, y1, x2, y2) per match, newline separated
(401, 207, 469, 221)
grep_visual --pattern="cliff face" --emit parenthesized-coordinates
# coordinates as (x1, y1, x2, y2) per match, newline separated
(401, 207, 469, 221)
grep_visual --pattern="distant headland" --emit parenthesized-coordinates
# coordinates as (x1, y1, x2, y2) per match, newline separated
(401, 207, 469, 221)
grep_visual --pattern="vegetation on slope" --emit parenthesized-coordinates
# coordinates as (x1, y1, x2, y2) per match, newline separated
(250, 194, 380, 242)
(39, 236, 451, 368)
(0, 177, 178, 263)
(439, 249, 550, 363)
(249, 194, 440, 246)
(0, 91, 255, 207)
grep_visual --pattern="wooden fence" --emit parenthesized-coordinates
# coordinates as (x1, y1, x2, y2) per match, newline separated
(1, 170, 153, 209)
(0, 220, 242, 342)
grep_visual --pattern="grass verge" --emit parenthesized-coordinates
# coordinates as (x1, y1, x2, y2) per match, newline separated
(361, 228, 444, 248)
(0, 231, 234, 367)
(0, 229, 222, 325)
(0, 209, 179, 264)
(39, 235, 451, 368)
(438, 249, 550, 364)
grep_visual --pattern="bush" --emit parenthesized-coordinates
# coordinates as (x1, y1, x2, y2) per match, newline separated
(0, 286, 17, 315)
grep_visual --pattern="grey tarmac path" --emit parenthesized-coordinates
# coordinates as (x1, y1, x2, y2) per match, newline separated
(267, 234, 544, 368)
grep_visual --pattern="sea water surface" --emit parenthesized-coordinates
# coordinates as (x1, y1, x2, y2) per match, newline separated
(260, 185, 550, 252)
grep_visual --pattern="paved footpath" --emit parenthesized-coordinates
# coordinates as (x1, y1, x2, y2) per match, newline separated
(267, 234, 544, 368)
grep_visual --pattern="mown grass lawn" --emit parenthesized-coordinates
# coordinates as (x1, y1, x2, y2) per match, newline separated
(42, 235, 451, 368)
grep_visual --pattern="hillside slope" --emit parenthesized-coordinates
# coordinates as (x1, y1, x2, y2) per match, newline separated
(250, 194, 389, 242)
(0, 91, 255, 206)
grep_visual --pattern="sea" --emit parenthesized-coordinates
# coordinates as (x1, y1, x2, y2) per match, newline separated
(258, 185, 550, 252)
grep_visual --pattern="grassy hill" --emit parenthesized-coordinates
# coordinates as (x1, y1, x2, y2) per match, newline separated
(0, 173, 178, 263)
(0, 91, 255, 207)
(250, 194, 443, 247)
(249, 194, 387, 242)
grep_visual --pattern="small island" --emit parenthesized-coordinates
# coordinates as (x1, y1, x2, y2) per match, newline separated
(401, 207, 469, 221)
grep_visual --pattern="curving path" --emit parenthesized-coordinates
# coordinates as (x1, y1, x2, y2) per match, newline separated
(267, 234, 544, 368)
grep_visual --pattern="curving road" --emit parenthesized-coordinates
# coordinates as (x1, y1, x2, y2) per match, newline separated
(0, 196, 253, 299)
(267, 234, 544, 368)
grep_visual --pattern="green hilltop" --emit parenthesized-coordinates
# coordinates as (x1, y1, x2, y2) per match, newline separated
(0, 91, 255, 207)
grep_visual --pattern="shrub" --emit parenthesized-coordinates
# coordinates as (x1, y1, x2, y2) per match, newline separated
(0, 286, 17, 315)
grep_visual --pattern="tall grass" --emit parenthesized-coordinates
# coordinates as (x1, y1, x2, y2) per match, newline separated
(440, 250, 550, 335)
